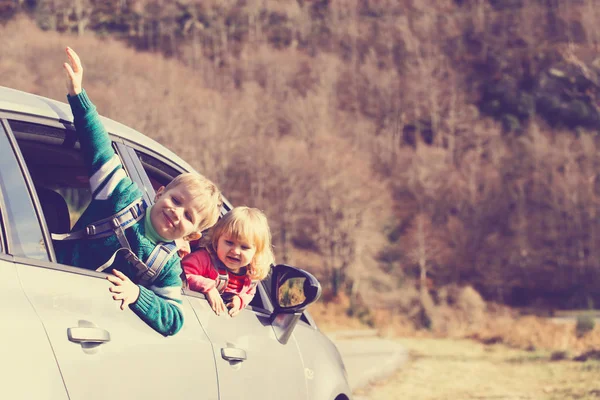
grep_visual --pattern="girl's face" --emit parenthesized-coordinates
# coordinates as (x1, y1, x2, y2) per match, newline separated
(216, 234, 256, 273)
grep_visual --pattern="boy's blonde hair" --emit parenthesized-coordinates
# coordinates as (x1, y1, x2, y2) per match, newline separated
(208, 206, 274, 281)
(166, 172, 222, 233)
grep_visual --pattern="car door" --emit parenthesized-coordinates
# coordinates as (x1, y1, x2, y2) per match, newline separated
(3, 118, 219, 400)
(127, 145, 309, 400)
(0, 120, 69, 400)
(185, 290, 308, 400)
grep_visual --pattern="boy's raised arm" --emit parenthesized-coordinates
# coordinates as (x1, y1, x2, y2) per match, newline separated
(63, 47, 116, 178)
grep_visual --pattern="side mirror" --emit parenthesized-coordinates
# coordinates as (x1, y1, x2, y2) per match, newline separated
(272, 264, 322, 312)
(270, 264, 322, 344)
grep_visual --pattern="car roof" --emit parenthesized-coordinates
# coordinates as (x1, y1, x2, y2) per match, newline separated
(0, 85, 194, 172)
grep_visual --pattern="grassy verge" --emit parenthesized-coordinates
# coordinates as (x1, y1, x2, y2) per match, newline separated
(355, 338, 600, 400)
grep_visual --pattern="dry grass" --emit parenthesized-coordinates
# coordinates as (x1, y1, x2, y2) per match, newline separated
(472, 313, 600, 354)
(310, 295, 373, 332)
(312, 298, 600, 354)
(312, 299, 600, 399)
(355, 337, 600, 400)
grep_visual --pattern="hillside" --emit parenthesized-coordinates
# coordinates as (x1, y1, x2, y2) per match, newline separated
(2, 0, 600, 332)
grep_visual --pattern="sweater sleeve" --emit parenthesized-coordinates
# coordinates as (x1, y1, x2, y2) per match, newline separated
(182, 251, 218, 293)
(67, 90, 129, 200)
(131, 258, 185, 336)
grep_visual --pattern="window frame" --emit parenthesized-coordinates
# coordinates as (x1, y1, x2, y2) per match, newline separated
(0, 115, 134, 280)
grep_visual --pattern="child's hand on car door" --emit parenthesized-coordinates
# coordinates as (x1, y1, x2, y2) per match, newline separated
(206, 287, 227, 316)
(107, 269, 141, 310)
(227, 296, 242, 317)
(63, 46, 83, 96)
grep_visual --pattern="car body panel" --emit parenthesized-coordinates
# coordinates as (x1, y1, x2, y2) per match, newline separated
(16, 262, 219, 400)
(288, 322, 352, 400)
(187, 295, 308, 400)
(0, 257, 69, 400)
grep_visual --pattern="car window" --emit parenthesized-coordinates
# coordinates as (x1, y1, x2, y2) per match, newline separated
(8, 120, 128, 265)
(0, 121, 49, 260)
(135, 150, 180, 191)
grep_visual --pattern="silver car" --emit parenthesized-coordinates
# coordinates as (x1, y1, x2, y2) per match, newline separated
(0, 86, 352, 400)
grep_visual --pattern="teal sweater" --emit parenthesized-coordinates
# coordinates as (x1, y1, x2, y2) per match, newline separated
(57, 90, 184, 336)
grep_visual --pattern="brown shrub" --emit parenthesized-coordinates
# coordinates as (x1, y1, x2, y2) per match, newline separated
(473, 311, 600, 353)
(456, 286, 486, 327)
(423, 285, 488, 336)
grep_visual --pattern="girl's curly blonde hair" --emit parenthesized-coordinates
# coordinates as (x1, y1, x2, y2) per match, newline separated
(204, 206, 274, 281)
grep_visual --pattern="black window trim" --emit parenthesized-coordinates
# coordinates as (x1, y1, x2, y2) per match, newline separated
(0, 111, 71, 130)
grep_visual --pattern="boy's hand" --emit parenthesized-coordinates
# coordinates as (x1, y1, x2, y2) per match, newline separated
(227, 295, 242, 317)
(107, 269, 140, 310)
(63, 46, 83, 96)
(205, 287, 227, 316)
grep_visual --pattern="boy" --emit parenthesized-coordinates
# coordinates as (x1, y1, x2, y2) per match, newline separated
(58, 47, 222, 336)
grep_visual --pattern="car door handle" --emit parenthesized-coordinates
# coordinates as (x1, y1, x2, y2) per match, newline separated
(221, 347, 247, 361)
(67, 327, 111, 344)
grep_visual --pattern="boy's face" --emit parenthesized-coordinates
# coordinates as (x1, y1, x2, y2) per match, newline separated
(216, 234, 256, 273)
(150, 185, 202, 241)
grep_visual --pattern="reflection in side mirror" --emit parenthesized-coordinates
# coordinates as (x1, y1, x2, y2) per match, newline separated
(270, 264, 322, 344)
(278, 277, 307, 307)
(273, 265, 321, 312)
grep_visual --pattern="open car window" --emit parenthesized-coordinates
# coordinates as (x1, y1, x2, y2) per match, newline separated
(8, 120, 128, 266)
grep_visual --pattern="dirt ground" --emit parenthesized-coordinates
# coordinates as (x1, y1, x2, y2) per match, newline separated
(354, 338, 600, 400)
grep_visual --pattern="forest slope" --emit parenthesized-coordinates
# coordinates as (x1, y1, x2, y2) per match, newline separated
(2, 1, 600, 331)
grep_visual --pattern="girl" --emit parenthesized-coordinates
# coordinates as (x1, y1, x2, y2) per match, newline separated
(182, 206, 274, 317)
